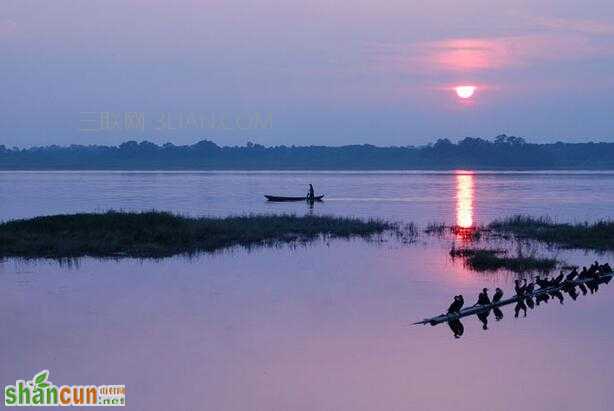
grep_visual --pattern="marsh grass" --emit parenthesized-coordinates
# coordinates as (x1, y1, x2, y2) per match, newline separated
(489, 215, 614, 251)
(425, 222, 447, 235)
(424, 223, 481, 241)
(450, 246, 558, 273)
(0, 211, 399, 258)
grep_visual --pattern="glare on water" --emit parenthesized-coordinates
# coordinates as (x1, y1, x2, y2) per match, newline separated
(456, 171, 474, 228)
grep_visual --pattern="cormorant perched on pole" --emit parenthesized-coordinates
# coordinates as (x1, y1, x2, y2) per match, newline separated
(565, 268, 578, 282)
(535, 276, 550, 289)
(447, 295, 464, 314)
(588, 261, 599, 276)
(514, 280, 524, 296)
(475, 288, 491, 306)
(492, 288, 504, 304)
(525, 280, 535, 295)
(551, 271, 564, 286)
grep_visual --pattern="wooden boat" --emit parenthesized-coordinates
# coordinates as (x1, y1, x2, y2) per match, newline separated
(414, 273, 613, 326)
(265, 195, 324, 202)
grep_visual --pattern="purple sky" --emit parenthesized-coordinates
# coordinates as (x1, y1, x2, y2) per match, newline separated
(2, 0, 614, 147)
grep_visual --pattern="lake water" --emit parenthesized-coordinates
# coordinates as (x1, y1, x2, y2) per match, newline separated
(2, 171, 614, 410)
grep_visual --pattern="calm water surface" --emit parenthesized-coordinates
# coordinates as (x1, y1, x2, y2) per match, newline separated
(1, 171, 614, 411)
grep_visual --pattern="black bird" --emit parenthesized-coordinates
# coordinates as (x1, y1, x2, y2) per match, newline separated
(536, 293, 550, 305)
(588, 261, 599, 275)
(579, 266, 589, 279)
(551, 271, 564, 286)
(565, 268, 578, 283)
(525, 281, 535, 295)
(475, 288, 491, 306)
(514, 280, 523, 296)
(492, 287, 504, 304)
(535, 276, 551, 289)
(602, 263, 612, 274)
(447, 295, 464, 315)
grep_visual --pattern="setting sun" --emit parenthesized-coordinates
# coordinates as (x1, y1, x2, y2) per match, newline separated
(455, 85, 476, 99)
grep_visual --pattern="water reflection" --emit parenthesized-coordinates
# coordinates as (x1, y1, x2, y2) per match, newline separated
(447, 319, 465, 338)
(454, 171, 478, 242)
(455, 171, 474, 229)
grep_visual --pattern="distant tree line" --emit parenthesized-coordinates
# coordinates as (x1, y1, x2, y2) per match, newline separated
(2, 135, 614, 170)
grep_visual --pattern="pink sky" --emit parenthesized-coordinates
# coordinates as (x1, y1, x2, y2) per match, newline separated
(1, 0, 614, 147)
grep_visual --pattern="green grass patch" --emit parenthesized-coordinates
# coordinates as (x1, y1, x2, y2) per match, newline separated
(489, 215, 614, 251)
(450, 246, 558, 273)
(0, 211, 399, 258)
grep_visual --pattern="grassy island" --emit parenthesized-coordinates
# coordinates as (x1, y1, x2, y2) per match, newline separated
(0, 211, 397, 258)
(489, 215, 614, 251)
(450, 247, 558, 273)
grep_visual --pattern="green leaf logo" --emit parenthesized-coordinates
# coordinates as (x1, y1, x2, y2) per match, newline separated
(32, 370, 50, 389)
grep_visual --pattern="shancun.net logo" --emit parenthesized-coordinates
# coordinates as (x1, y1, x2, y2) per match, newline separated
(4, 370, 125, 407)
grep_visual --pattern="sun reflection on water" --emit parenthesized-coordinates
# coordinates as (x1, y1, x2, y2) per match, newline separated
(456, 171, 475, 230)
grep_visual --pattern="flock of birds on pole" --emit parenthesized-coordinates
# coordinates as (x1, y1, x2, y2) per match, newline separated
(419, 261, 613, 338)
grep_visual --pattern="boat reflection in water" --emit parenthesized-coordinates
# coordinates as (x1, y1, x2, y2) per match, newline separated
(454, 171, 478, 241)
(445, 275, 612, 339)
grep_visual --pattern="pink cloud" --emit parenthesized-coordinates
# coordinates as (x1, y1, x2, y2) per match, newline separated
(0, 20, 17, 36)
(425, 38, 510, 71)
(373, 33, 613, 74)
(529, 15, 614, 36)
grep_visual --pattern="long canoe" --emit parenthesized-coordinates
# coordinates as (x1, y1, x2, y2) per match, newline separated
(414, 273, 613, 326)
(265, 195, 324, 202)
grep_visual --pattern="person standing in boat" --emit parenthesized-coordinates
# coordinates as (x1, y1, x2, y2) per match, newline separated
(307, 184, 315, 201)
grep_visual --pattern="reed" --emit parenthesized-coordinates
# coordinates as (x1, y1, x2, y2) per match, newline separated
(489, 215, 614, 250)
(451, 247, 558, 273)
(0, 211, 398, 258)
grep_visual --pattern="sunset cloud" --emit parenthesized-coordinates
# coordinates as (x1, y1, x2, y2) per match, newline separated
(529, 15, 614, 37)
(375, 32, 614, 74)
(0, 19, 17, 36)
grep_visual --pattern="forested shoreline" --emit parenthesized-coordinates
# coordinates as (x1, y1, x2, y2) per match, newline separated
(2, 135, 614, 170)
